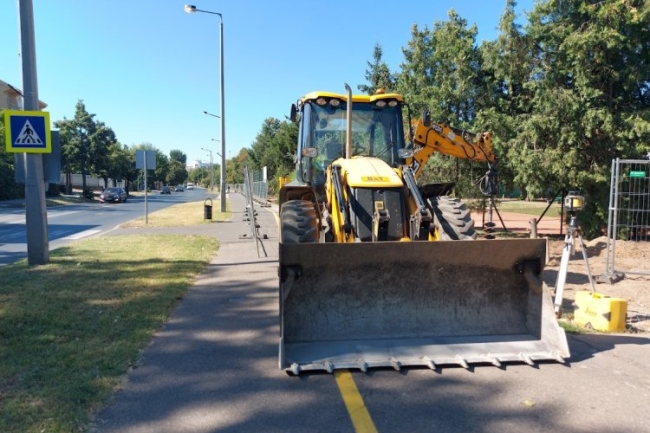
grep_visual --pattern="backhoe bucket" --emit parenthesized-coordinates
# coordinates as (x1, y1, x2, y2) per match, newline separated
(279, 239, 569, 374)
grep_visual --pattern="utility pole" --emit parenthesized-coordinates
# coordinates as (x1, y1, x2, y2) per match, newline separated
(19, 0, 49, 265)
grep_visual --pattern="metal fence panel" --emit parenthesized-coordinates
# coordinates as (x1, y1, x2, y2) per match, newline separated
(242, 168, 269, 207)
(604, 159, 650, 277)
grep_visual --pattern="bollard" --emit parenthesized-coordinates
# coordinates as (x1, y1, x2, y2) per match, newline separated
(529, 218, 538, 239)
(204, 198, 213, 220)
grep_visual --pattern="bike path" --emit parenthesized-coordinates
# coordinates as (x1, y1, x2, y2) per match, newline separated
(93, 193, 352, 433)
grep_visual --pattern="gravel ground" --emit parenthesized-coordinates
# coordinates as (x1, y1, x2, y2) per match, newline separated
(472, 209, 649, 333)
(544, 236, 650, 333)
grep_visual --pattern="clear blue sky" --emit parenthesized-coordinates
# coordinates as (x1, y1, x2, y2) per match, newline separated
(1, 0, 533, 165)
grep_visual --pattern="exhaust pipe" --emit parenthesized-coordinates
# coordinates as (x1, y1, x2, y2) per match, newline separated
(345, 83, 352, 159)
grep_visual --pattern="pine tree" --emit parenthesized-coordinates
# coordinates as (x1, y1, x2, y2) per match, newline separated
(397, 10, 487, 197)
(358, 43, 396, 94)
(495, 0, 650, 235)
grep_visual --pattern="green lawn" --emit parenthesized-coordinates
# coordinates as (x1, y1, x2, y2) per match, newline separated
(0, 205, 222, 432)
(480, 199, 563, 217)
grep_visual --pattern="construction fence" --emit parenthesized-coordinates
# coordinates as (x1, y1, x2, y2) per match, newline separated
(232, 167, 270, 207)
(603, 158, 650, 278)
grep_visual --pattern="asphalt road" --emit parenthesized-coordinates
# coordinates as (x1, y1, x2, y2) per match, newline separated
(0, 188, 211, 266)
(92, 193, 650, 433)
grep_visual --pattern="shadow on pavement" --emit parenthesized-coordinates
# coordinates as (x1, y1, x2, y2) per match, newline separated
(567, 332, 649, 363)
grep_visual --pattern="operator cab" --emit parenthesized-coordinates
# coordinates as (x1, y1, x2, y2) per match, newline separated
(291, 91, 407, 187)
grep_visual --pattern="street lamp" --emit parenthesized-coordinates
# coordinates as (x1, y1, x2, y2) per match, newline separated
(203, 111, 220, 119)
(201, 147, 213, 191)
(186, 4, 227, 212)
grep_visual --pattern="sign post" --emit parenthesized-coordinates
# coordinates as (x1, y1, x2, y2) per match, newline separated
(136, 150, 156, 224)
(13, 0, 49, 265)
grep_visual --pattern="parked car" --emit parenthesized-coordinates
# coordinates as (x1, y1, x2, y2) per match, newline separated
(99, 187, 127, 203)
(186, 182, 194, 190)
(175, 184, 184, 192)
(161, 186, 172, 194)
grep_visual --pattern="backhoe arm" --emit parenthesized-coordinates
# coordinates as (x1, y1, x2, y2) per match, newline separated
(407, 115, 495, 178)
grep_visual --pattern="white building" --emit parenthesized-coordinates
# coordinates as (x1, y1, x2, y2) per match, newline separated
(186, 159, 210, 171)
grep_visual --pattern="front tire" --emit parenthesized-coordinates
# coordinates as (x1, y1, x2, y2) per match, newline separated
(280, 200, 319, 244)
(428, 196, 476, 240)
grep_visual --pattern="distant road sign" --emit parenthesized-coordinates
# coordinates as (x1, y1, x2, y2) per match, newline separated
(3, 110, 51, 153)
(135, 150, 157, 170)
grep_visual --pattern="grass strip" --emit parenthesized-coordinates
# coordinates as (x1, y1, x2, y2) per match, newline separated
(122, 199, 231, 227)
(0, 234, 219, 433)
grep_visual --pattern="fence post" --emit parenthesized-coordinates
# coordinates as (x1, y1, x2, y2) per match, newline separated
(529, 218, 538, 239)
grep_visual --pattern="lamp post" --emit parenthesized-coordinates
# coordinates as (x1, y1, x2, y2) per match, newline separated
(211, 138, 224, 193)
(186, 4, 227, 212)
(200, 147, 213, 191)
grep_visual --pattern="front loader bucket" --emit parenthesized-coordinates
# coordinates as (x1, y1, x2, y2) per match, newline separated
(279, 239, 569, 374)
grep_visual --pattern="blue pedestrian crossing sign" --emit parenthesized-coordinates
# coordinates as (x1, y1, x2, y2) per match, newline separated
(3, 110, 52, 153)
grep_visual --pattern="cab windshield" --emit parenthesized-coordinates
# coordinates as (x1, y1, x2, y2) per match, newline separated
(310, 101, 405, 166)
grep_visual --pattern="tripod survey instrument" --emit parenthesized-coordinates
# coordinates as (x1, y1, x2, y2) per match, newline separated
(553, 192, 596, 316)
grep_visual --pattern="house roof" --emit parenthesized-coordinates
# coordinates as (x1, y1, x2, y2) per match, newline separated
(0, 78, 48, 110)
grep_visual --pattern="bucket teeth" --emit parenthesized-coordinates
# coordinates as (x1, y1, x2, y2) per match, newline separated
(519, 353, 535, 366)
(291, 363, 301, 375)
(324, 361, 334, 373)
(390, 358, 402, 371)
(487, 355, 502, 367)
(358, 362, 368, 373)
(423, 357, 437, 371)
(456, 356, 470, 369)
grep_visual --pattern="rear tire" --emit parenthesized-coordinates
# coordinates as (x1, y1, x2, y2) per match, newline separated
(428, 196, 476, 240)
(280, 200, 319, 244)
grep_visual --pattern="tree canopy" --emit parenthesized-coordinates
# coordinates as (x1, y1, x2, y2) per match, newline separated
(243, 0, 649, 237)
(479, 0, 650, 234)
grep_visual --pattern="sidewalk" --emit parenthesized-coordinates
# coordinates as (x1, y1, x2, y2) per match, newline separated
(94, 193, 285, 433)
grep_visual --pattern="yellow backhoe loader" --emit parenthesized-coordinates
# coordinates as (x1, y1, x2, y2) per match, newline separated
(278, 85, 569, 374)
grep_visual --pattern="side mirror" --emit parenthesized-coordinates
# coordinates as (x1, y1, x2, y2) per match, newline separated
(290, 104, 298, 122)
(422, 109, 431, 127)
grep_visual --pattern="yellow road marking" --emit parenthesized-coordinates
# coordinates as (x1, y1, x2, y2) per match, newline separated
(271, 206, 374, 430)
(334, 370, 379, 433)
